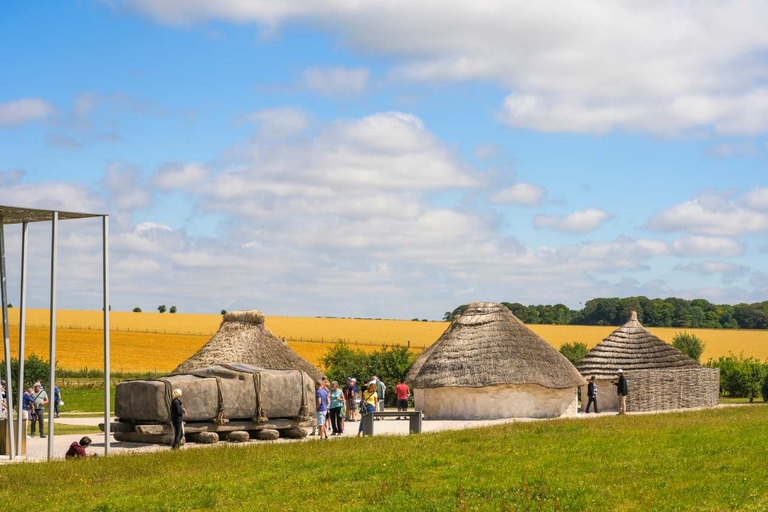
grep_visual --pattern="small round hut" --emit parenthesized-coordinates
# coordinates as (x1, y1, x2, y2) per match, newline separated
(173, 310, 323, 381)
(407, 302, 586, 420)
(576, 311, 719, 412)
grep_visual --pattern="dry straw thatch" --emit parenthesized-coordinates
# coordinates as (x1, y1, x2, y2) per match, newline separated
(173, 310, 323, 380)
(408, 302, 585, 389)
(577, 311, 700, 377)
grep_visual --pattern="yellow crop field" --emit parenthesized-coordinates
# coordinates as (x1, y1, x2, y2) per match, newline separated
(3, 309, 767, 372)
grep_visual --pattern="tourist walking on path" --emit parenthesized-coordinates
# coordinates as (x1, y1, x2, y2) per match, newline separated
(395, 379, 410, 419)
(357, 382, 379, 437)
(31, 382, 48, 438)
(328, 381, 345, 435)
(613, 370, 629, 414)
(315, 381, 329, 440)
(170, 388, 187, 449)
(586, 376, 599, 413)
(53, 385, 63, 418)
(23, 388, 35, 437)
(373, 376, 386, 412)
(66, 436, 93, 459)
(344, 378, 358, 421)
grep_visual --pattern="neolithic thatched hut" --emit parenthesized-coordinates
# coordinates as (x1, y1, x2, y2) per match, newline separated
(407, 302, 586, 420)
(173, 310, 323, 381)
(576, 311, 719, 412)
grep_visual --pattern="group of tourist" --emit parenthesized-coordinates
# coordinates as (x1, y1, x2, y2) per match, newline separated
(313, 375, 411, 439)
(584, 369, 629, 415)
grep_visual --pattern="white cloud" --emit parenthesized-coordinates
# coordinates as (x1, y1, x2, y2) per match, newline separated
(675, 260, 749, 277)
(671, 236, 744, 257)
(152, 162, 209, 190)
(709, 141, 759, 158)
(242, 107, 310, 138)
(649, 191, 768, 236)
(533, 208, 610, 233)
(0, 98, 55, 126)
(119, 1, 768, 136)
(490, 183, 545, 206)
(0, 180, 104, 213)
(0, 170, 26, 186)
(301, 66, 369, 97)
(741, 186, 768, 211)
(102, 163, 152, 211)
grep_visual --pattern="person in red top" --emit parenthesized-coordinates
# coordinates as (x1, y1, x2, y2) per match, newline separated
(395, 378, 410, 420)
(66, 436, 92, 459)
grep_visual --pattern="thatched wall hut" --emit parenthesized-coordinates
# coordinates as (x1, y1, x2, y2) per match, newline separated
(173, 310, 323, 381)
(577, 312, 719, 412)
(407, 302, 585, 420)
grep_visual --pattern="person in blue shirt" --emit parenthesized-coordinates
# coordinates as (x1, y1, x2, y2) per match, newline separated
(315, 381, 329, 440)
(53, 385, 62, 418)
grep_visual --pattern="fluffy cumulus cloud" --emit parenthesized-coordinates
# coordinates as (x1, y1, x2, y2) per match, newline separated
(671, 236, 745, 257)
(649, 190, 768, 236)
(102, 163, 152, 211)
(0, 98, 55, 126)
(117, 0, 768, 136)
(301, 66, 369, 97)
(674, 260, 750, 284)
(152, 162, 209, 190)
(490, 183, 545, 206)
(533, 208, 610, 233)
(241, 106, 311, 139)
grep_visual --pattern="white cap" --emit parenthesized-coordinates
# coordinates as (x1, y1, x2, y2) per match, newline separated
(617, 369, 624, 374)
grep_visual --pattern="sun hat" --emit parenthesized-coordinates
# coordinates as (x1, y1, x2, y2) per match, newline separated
(617, 369, 624, 374)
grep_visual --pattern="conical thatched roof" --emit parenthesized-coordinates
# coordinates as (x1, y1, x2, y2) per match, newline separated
(409, 302, 585, 389)
(173, 310, 323, 380)
(577, 311, 700, 377)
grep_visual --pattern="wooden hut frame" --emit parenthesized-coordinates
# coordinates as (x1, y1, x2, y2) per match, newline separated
(0, 205, 110, 461)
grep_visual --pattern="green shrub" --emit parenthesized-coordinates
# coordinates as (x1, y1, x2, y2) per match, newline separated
(706, 353, 766, 401)
(559, 342, 588, 366)
(672, 332, 706, 362)
(762, 373, 768, 403)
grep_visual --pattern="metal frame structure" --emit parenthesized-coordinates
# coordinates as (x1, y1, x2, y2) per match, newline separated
(0, 205, 110, 461)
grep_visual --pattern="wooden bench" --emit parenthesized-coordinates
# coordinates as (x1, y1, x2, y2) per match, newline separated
(360, 411, 422, 436)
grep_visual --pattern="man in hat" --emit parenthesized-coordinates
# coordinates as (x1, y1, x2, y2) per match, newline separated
(31, 381, 48, 437)
(585, 376, 598, 413)
(344, 377, 358, 421)
(613, 370, 628, 414)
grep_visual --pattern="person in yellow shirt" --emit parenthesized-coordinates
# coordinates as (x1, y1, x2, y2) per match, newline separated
(356, 382, 378, 437)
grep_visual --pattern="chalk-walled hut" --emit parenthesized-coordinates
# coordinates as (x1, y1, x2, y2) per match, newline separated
(407, 302, 586, 420)
(173, 310, 323, 381)
(576, 311, 719, 412)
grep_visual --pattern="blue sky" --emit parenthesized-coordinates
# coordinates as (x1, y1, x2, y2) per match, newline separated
(1, 1, 767, 318)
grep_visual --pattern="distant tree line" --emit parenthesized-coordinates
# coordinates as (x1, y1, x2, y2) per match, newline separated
(444, 297, 768, 329)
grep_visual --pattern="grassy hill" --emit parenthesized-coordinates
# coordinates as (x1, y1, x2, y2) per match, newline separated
(1, 406, 766, 511)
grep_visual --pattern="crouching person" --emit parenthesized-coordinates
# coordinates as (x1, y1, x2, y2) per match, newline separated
(66, 437, 93, 459)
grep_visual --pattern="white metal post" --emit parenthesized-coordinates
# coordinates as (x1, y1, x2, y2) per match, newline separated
(47, 212, 58, 461)
(16, 222, 28, 452)
(103, 215, 110, 455)
(0, 220, 15, 460)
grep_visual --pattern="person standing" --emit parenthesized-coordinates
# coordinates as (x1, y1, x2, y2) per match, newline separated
(613, 370, 629, 414)
(315, 381, 329, 440)
(0, 380, 6, 417)
(53, 385, 62, 418)
(328, 381, 345, 436)
(356, 382, 378, 437)
(170, 388, 186, 449)
(395, 379, 410, 420)
(373, 376, 387, 413)
(344, 378, 358, 422)
(585, 376, 599, 413)
(23, 387, 35, 438)
(31, 382, 48, 438)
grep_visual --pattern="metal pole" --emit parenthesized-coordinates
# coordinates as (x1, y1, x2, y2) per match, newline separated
(0, 220, 15, 459)
(102, 215, 110, 455)
(16, 222, 28, 452)
(48, 212, 58, 461)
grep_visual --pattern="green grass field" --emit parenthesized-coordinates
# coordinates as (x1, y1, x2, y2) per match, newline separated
(1, 406, 767, 511)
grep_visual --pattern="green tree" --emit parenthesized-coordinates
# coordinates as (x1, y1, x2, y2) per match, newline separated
(170, 306, 177, 314)
(559, 342, 589, 366)
(221, 309, 227, 315)
(157, 305, 166, 313)
(132, 307, 142, 313)
(672, 332, 706, 363)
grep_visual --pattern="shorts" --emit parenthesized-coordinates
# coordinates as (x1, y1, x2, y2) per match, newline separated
(316, 411, 327, 427)
(397, 399, 408, 410)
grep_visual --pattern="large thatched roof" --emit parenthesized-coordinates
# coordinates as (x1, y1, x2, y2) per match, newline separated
(173, 310, 323, 380)
(577, 311, 700, 377)
(408, 302, 585, 389)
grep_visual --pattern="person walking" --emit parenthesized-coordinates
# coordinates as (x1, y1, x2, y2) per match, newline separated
(373, 376, 386, 413)
(315, 381, 329, 440)
(344, 378, 358, 422)
(170, 388, 187, 449)
(53, 385, 63, 418)
(585, 376, 599, 413)
(357, 382, 378, 437)
(66, 436, 93, 459)
(613, 370, 629, 414)
(395, 378, 410, 420)
(328, 381, 345, 435)
(23, 387, 35, 438)
(31, 381, 48, 438)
